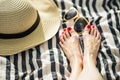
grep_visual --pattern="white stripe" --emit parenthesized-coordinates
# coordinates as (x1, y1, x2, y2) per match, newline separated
(10, 56, 15, 80)
(17, 53, 24, 79)
(0, 57, 7, 80)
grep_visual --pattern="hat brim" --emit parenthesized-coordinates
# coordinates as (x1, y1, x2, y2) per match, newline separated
(0, 0, 61, 55)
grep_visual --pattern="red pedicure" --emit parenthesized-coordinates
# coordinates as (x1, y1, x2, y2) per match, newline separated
(62, 31, 64, 34)
(92, 26, 95, 28)
(87, 24, 91, 29)
(67, 27, 72, 31)
(64, 28, 66, 31)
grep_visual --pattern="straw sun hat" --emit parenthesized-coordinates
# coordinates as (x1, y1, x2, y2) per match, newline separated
(0, 0, 61, 55)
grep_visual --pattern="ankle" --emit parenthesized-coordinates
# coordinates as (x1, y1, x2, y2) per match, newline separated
(83, 54, 97, 67)
(69, 55, 83, 68)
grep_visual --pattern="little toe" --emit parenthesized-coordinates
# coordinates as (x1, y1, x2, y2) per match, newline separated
(96, 30, 101, 40)
(59, 41, 64, 48)
(59, 35, 65, 44)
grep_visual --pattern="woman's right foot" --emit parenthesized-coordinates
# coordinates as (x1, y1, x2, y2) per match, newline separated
(82, 25, 101, 65)
(59, 27, 83, 67)
(59, 27, 83, 80)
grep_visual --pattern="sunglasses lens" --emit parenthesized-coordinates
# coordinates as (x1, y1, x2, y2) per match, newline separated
(64, 9, 77, 20)
(74, 18, 88, 33)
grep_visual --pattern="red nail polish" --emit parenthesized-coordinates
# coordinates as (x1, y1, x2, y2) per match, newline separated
(67, 27, 72, 31)
(92, 26, 95, 28)
(62, 31, 64, 34)
(87, 24, 91, 29)
(64, 28, 66, 31)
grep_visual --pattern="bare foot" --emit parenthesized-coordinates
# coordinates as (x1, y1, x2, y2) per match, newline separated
(59, 27, 83, 80)
(82, 25, 101, 65)
(77, 25, 103, 80)
(59, 27, 83, 65)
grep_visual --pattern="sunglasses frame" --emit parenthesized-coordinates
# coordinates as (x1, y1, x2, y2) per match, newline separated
(64, 7, 79, 21)
(64, 7, 89, 34)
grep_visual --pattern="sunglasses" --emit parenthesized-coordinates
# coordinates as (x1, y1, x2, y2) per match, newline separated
(64, 7, 89, 34)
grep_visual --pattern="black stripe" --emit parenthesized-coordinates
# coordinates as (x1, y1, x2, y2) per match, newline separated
(60, 0, 67, 29)
(0, 12, 40, 39)
(92, 0, 99, 16)
(102, 0, 108, 12)
(62, 23, 67, 29)
(113, 0, 120, 10)
(96, 57, 101, 74)
(35, 46, 43, 79)
(48, 39, 58, 79)
(78, 0, 87, 16)
(61, 0, 66, 20)
(14, 54, 19, 80)
(72, 0, 75, 4)
(90, 18, 94, 25)
(114, 9, 120, 36)
(85, 0, 92, 17)
(79, 0, 86, 16)
(85, 0, 94, 24)
(112, 62, 119, 80)
(107, 0, 112, 9)
(21, 51, 27, 79)
(6, 56, 11, 80)
(81, 8, 86, 18)
(59, 53, 66, 80)
(28, 49, 35, 80)
(79, 0, 82, 7)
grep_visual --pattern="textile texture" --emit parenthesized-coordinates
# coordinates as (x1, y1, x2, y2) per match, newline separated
(0, 0, 120, 80)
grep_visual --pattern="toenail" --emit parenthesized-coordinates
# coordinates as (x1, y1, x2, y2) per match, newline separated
(92, 26, 95, 28)
(67, 27, 72, 31)
(64, 28, 66, 31)
(62, 31, 64, 34)
(87, 24, 91, 29)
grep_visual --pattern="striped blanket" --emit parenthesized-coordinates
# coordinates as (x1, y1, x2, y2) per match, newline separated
(0, 0, 120, 80)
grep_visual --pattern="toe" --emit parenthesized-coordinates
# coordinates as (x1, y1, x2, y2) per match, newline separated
(62, 32, 67, 41)
(59, 41, 64, 48)
(83, 24, 91, 35)
(68, 27, 78, 37)
(90, 25, 95, 35)
(59, 35, 64, 44)
(94, 29, 97, 37)
(65, 29, 71, 38)
(96, 30, 101, 40)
